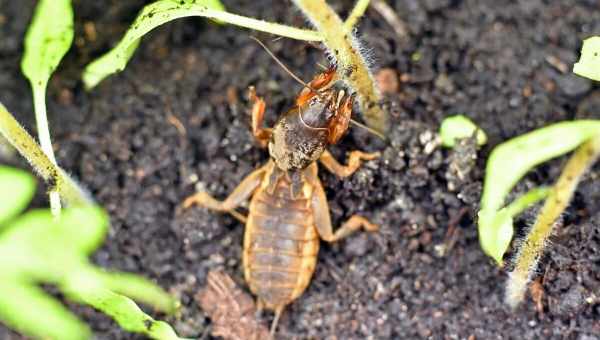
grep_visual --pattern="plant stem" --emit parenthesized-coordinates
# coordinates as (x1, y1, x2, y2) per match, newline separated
(206, 8, 323, 41)
(505, 135, 600, 308)
(504, 187, 550, 218)
(343, 0, 370, 32)
(32, 84, 62, 216)
(0, 102, 91, 206)
(371, 0, 408, 40)
(292, 0, 388, 134)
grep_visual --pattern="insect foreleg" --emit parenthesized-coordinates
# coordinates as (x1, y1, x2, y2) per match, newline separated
(319, 149, 380, 178)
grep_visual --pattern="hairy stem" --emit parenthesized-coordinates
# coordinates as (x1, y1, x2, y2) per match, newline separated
(504, 187, 550, 218)
(204, 8, 322, 41)
(343, 0, 370, 32)
(293, 0, 388, 134)
(506, 135, 600, 308)
(0, 102, 91, 206)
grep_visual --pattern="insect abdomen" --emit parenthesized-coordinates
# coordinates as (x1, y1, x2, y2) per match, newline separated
(243, 180, 319, 310)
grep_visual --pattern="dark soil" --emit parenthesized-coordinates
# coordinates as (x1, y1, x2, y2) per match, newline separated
(1, 0, 600, 339)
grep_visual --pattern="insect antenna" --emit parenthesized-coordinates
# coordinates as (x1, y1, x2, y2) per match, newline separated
(250, 36, 318, 93)
(349, 118, 386, 139)
(250, 36, 385, 140)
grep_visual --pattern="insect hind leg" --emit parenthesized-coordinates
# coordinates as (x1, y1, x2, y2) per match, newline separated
(181, 166, 267, 222)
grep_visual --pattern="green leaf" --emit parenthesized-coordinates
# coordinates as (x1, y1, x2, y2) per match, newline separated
(0, 280, 91, 340)
(0, 203, 182, 339)
(440, 115, 487, 148)
(82, 0, 326, 89)
(21, 0, 74, 88)
(574, 36, 600, 81)
(478, 187, 550, 265)
(69, 286, 181, 340)
(82, 0, 225, 89)
(99, 271, 178, 314)
(0, 166, 35, 226)
(478, 120, 600, 264)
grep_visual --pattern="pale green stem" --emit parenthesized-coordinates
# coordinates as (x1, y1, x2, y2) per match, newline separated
(178, 7, 323, 41)
(32, 83, 61, 216)
(343, 0, 370, 32)
(504, 187, 550, 217)
(0, 102, 91, 206)
(506, 135, 600, 308)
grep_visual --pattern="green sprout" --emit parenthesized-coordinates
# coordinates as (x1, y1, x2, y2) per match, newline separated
(439, 115, 487, 148)
(82, 0, 387, 133)
(573, 36, 600, 81)
(0, 166, 181, 340)
(21, 0, 74, 216)
(477, 121, 600, 307)
(505, 136, 600, 307)
(478, 121, 600, 264)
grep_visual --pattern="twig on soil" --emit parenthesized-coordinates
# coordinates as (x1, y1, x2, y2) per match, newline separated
(167, 114, 187, 136)
(436, 207, 468, 257)
(545, 55, 568, 74)
(529, 279, 545, 317)
(196, 270, 272, 340)
(371, 0, 409, 41)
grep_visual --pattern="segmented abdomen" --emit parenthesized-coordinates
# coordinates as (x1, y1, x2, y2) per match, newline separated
(243, 180, 319, 310)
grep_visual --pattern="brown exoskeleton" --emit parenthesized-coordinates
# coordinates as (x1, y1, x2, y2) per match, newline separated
(182, 66, 380, 335)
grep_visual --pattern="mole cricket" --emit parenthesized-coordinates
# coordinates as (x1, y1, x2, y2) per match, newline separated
(182, 42, 381, 335)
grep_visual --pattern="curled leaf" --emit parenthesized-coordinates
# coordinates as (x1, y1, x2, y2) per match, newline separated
(83, 0, 322, 89)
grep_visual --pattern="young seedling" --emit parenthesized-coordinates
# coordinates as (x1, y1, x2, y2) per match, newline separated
(439, 115, 487, 148)
(82, 0, 387, 133)
(477, 120, 600, 307)
(21, 0, 74, 216)
(0, 166, 182, 340)
(505, 136, 600, 307)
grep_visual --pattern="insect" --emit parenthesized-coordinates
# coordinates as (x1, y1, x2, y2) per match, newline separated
(182, 50, 380, 335)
